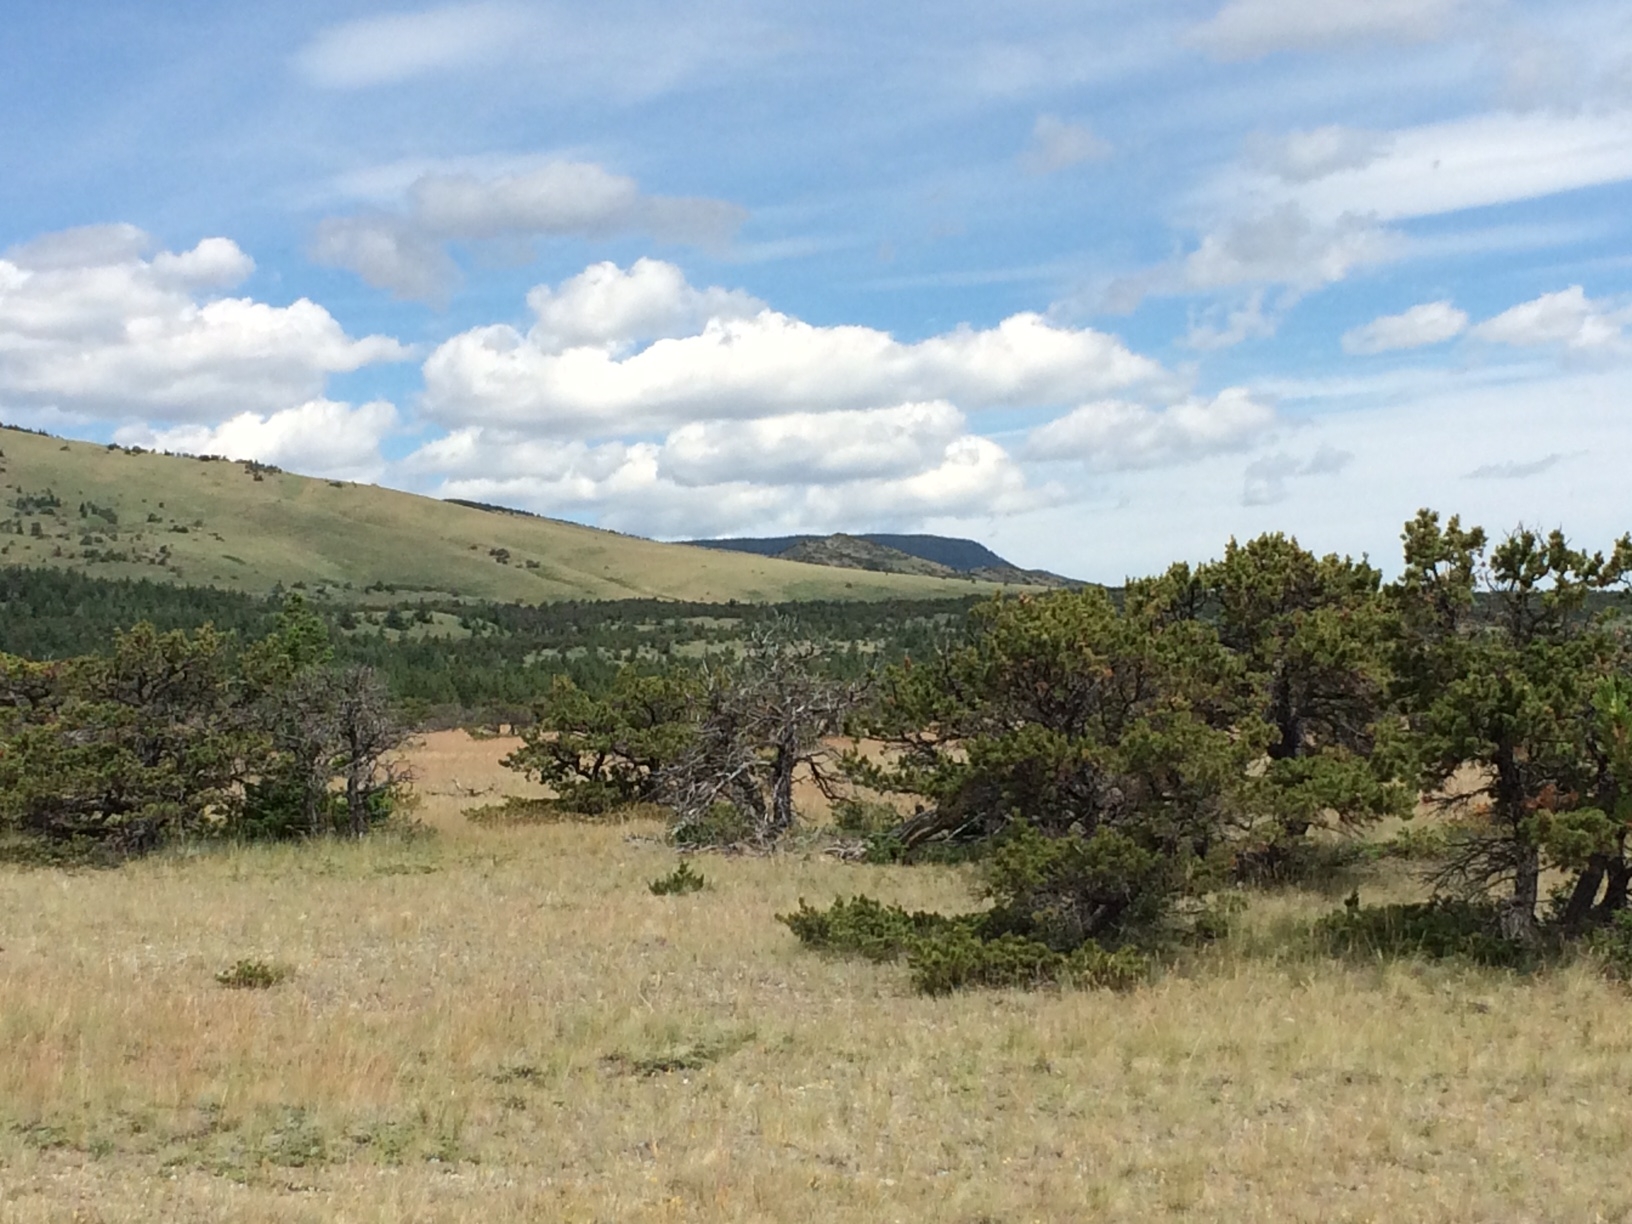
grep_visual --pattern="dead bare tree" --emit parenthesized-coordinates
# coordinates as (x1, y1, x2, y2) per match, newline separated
(253, 664, 408, 837)
(659, 624, 867, 846)
(331, 665, 410, 837)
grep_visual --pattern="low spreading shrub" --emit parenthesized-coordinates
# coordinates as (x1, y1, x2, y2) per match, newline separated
(1315, 897, 1533, 968)
(215, 959, 292, 989)
(463, 797, 561, 825)
(908, 929, 1147, 995)
(1585, 910, 1632, 980)
(830, 797, 901, 837)
(669, 801, 755, 848)
(778, 895, 968, 962)
(604, 1029, 753, 1076)
(777, 894, 1148, 993)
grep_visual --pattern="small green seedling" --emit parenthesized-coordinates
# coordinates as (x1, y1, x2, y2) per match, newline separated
(649, 860, 707, 895)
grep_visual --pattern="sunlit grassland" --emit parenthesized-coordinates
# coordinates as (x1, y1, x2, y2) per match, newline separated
(3, 734, 1632, 1223)
(0, 425, 1003, 604)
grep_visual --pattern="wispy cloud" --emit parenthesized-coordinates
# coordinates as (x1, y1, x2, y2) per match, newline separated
(1189, 0, 1482, 61)
(1242, 445, 1353, 506)
(1343, 300, 1469, 354)
(311, 163, 746, 301)
(1465, 453, 1566, 479)
(294, 3, 532, 89)
(1020, 115, 1111, 175)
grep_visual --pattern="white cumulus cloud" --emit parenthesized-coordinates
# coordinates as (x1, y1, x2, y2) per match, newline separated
(386, 262, 1198, 536)
(0, 226, 408, 422)
(527, 258, 763, 354)
(659, 402, 968, 488)
(1470, 285, 1632, 352)
(421, 260, 1169, 436)
(404, 419, 1044, 539)
(114, 399, 399, 483)
(1023, 387, 1277, 469)
(1342, 300, 1470, 354)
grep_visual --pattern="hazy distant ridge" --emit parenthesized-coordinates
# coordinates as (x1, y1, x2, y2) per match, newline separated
(690, 533, 1009, 572)
(686, 533, 1075, 587)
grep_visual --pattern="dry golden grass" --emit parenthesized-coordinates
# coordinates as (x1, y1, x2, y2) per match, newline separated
(4, 734, 1632, 1222)
(0, 425, 1005, 603)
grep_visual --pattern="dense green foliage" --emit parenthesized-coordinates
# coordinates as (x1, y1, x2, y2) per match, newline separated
(1315, 896, 1532, 968)
(1389, 512, 1632, 937)
(0, 597, 406, 852)
(0, 567, 977, 721)
(0, 624, 248, 849)
(1200, 534, 1411, 867)
(845, 576, 1267, 948)
(794, 514, 1631, 989)
(504, 670, 701, 814)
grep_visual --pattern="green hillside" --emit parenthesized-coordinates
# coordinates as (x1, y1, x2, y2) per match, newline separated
(779, 533, 957, 577)
(689, 531, 1077, 587)
(0, 426, 1002, 604)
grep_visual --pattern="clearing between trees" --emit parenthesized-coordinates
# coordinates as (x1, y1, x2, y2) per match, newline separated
(2, 729, 1632, 1223)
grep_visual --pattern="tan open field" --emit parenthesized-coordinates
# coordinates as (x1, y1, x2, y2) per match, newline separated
(3, 733, 1632, 1222)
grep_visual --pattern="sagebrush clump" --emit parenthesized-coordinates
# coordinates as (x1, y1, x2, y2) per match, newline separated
(215, 958, 292, 989)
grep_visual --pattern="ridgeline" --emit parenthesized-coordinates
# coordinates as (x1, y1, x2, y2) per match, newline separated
(0, 424, 1011, 605)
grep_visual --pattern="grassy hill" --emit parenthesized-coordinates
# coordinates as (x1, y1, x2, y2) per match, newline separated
(0, 426, 1004, 604)
(778, 534, 957, 577)
(690, 531, 1076, 588)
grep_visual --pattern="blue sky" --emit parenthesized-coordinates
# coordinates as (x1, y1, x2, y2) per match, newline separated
(3, 0, 1631, 580)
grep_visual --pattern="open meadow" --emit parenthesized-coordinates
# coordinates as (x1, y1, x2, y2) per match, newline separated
(3, 732, 1632, 1223)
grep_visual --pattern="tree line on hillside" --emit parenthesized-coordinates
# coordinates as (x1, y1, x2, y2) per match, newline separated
(505, 511, 1632, 989)
(0, 567, 974, 722)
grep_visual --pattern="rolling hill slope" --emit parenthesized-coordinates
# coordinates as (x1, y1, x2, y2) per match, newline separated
(0, 425, 1005, 604)
(687, 532, 1077, 587)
